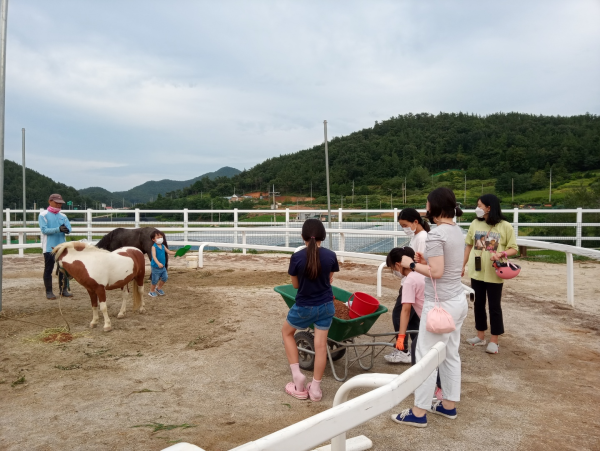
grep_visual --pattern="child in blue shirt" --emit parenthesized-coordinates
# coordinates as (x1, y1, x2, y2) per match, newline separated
(283, 219, 339, 402)
(148, 231, 177, 297)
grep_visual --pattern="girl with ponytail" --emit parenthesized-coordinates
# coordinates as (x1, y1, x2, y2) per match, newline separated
(283, 219, 340, 402)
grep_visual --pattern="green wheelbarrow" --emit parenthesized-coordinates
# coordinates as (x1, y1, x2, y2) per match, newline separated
(275, 284, 402, 382)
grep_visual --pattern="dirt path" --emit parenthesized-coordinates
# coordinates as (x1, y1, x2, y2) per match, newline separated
(0, 253, 599, 451)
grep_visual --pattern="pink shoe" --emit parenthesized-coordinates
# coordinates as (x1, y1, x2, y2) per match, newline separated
(306, 382, 322, 402)
(285, 382, 308, 400)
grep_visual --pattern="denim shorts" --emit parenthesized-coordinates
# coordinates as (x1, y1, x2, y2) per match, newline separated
(151, 267, 168, 285)
(287, 301, 335, 331)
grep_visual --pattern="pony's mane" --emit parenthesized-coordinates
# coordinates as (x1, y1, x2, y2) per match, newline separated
(52, 241, 110, 260)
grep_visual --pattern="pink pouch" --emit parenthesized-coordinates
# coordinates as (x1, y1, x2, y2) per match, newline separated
(426, 271, 456, 334)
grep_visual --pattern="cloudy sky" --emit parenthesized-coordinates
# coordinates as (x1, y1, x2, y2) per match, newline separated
(4, 0, 600, 191)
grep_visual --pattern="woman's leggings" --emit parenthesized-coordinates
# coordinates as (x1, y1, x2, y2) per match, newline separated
(471, 278, 504, 336)
(414, 293, 468, 409)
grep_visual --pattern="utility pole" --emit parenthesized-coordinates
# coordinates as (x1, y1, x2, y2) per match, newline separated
(404, 177, 407, 204)
(366, 195, 368, 223)
(352, 180, 354, 204)
(310, 181, 312, 205)
(549, 168, 552, 203)
(389, 189, 392, 210)
(464, 174, 467, 205)
(22, 128, 26, 244)
(324, 120, 332, 248)
(0, 0, 8, 312)
(512, 178, 514, 203)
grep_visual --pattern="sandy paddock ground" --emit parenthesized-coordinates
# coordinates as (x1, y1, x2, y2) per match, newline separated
(0, 252, 599, 451)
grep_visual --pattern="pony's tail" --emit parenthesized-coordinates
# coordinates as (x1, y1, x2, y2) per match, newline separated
(132, 280, 142, 311)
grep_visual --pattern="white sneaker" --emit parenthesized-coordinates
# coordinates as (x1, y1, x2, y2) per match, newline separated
(466, 336, 486, 346)
(384, 349, 411, 364)
(486, 342, 499, 354)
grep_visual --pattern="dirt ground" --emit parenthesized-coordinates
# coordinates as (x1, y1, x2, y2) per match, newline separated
(0, 252, 599, 451)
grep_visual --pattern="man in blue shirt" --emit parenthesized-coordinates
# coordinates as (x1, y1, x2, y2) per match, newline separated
(38, 194, 73, 299)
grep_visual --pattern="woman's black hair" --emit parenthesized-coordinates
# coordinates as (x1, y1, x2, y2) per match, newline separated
(386, 246, 416, 268)
(426, 187, 463, 221)
(478, 194, 507, 226)
(301, 219, 327, 280)
(398, 207, 431, 232)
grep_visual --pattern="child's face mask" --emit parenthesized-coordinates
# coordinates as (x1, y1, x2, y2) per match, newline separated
(155, 238, 164, 245)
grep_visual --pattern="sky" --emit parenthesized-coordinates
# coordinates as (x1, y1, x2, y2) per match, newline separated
(4, 0, 600, 191)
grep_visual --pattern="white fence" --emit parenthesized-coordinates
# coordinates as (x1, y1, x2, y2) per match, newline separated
(161, 342, 447, 451)
(3, 207, 600, 249)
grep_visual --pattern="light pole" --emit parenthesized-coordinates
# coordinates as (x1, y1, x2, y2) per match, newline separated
(0, 0, 9, 312)
(324, 120, 332, 248)
(22, 127, 26, 243)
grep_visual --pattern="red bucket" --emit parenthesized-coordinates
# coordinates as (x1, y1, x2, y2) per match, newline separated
(347, 292, 380, 319)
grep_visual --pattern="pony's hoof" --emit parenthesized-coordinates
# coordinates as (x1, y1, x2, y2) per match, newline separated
(90, 322, 98, 328)
(139, 308, 146, 314)
(117, 313, 125, 319)
(103, 326, 112, 332)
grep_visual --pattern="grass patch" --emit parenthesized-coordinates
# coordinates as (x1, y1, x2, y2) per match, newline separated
(55, 364, 81, 371)
(132, 423, 196, 433)
(521, 249, 593, 264)
(25, 327, 88, 344)
(11, 375, 25, 387)
(187, 335, 207, 347)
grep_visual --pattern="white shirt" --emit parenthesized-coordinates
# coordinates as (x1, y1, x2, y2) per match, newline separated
(410, 230, 428, 254)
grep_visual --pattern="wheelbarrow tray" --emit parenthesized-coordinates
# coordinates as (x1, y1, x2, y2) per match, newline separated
(274, 284, 388, 342)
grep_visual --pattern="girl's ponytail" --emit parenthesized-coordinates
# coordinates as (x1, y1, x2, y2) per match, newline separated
(301, 219, 327, 280)
(399, 207, 430, 232)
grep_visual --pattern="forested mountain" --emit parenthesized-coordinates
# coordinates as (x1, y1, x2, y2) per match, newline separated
(228, 112, 599, 197)
(80, 166, 240, 205)
(3, 160, 92, 209)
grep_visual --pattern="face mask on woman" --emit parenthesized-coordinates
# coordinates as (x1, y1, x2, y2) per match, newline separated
(155, 238, 164, 245)
(402, 224, 416, 237)
(475, 207, 486, 218)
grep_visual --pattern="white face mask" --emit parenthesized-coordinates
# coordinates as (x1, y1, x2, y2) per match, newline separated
(393, 270, 405, 280)
(155, 238, 164, 244)
(402, 224, 416, 237)
(475, 207, 486, 218)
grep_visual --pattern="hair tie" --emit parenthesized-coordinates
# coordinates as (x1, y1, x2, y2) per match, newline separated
(311, 236, 315, 239)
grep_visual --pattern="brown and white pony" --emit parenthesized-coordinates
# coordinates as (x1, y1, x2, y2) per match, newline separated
(52, 242, 146, 332)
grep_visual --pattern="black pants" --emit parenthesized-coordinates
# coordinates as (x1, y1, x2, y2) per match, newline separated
(392, 287, 420, 351)
(43, 252, 65, 290)
(471, 278, 504, 336)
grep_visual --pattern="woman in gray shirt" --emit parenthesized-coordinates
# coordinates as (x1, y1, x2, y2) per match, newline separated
(391, 187, 469, 428)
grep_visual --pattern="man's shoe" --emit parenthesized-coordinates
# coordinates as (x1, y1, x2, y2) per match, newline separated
(428, 400, 457, 419)
(61, 290, 73, 298)
(390, 409, 427, 427)
(384, 349, 411, 364)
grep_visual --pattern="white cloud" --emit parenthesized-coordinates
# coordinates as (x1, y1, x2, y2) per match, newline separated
(4, 0, 599, 191)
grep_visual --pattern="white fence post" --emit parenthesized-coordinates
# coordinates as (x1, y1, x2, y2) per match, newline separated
(5, 208, 10, 246)
(513, 207, 519, 237)
(18, 232, 24, 257)
(393, 208, 398, 248)
(285, 208, 290, 247)
(184, 208, 189, 242)
(86, 209, 93, 241)
(340, 233, 345, 263)
(576, 207, 582, 247)
(234, 208, 238, 245)
(135, 208, 140, 228)
(242, 231, 247, 255)
(338, 208, 343, 250)
(566, 252, 574, 307)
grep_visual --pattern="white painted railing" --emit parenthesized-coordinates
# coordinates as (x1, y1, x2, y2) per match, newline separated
(161, 342, 447, 451)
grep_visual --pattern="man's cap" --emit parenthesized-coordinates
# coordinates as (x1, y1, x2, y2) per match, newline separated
(48, 194, 66, 204)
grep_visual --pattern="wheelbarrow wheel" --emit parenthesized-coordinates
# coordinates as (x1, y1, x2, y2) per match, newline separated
(328, 340, 347, 361)
(295, 331, 315, 371)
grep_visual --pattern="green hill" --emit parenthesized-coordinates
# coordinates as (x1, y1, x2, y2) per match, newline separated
(80, 166, 240, 205)
(3, 159, 92, 209)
